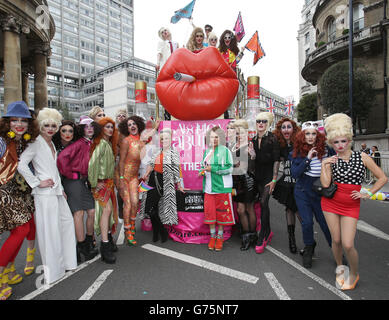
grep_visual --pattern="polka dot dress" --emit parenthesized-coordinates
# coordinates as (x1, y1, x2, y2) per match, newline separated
(322, 151, 365, 219)
(332, 151, 365, 185)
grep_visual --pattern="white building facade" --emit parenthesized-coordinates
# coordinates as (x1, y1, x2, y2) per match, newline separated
(297, 0, 319, 99)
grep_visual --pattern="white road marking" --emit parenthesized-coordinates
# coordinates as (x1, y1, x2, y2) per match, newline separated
(264, 272, 291, 300)
(357, 220, 389, 241)
(20, 254, 101, 300)
(266, 246, 352, 300)
(117, 223, 125, 245)
(142, 244, 259, 284)
(79, 270, 113, 300)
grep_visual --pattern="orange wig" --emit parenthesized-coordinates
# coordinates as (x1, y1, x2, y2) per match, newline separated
(292, 129, 327, 160)
(273, 117, 301, 149)
(90, 117, 119, 157)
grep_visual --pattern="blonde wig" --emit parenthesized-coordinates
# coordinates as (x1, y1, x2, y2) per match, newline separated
(88, 106, 104, 121)
(37, 108, 62, 132)
(256, 112, 274, 133)
(208, 32, 218, 47)
(233, 119, 249, 130)
(186, 27, 205, 52)
(324, 113, 353, 146)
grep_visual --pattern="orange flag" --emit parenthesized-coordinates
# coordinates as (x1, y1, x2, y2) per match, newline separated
(245, 31, 265, 65)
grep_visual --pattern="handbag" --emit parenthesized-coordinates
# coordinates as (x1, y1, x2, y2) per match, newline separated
(312, 178, 337, 198)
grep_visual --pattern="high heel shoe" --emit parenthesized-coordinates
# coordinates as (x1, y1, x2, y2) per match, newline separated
(335, 265, 346, 288)
(24, 248, 36, 276)
(341, 274, 359, 291)
(5, 263, 23, 285)
(255, 231, 274, 254)
(124, 228, 137, 246)
(0, 270, 12, 300)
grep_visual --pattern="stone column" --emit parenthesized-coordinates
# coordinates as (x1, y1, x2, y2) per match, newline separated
(22, 71, 30, 106)
(33, 42, 50, 113)
(2, 15, 22, 109)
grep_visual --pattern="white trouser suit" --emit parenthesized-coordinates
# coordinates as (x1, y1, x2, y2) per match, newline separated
(18, 135, 77, 284)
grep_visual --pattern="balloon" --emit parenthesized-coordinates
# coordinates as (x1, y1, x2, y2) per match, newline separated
(156, 47, 239, 120)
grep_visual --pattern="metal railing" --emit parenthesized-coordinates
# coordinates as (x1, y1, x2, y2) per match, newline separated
(364, 156, 389, 185)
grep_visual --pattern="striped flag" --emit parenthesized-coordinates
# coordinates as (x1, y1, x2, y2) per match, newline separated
(171, 0, 196, 24)
(244, 31, 266, 65)
(233, 12, 245, 43)
(138, 181, 154, 193)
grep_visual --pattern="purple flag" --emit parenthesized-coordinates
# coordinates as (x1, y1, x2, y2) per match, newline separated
(233, 12, 245, 43)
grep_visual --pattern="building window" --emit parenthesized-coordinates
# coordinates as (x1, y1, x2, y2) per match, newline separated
(353, 3, 364, 32)
(304, 32, 310, 45)
(327, 17, 336, 42)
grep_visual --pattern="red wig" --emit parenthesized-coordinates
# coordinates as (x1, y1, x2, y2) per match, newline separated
(273, 117, 301, 149)
(90, 117, 118, 157)
(292, 129, 327, 159)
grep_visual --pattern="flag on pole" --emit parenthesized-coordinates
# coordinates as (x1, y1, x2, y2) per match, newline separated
(266, 99, 276, 114)
(171, 0, 196, 24)
(244, 31, 266, 65)
(233, 12, 245, 43)
(284, 97, 295, 116)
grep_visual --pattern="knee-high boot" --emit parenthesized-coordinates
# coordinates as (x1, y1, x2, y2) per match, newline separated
(288, 225, 297, 254)
(150, 211, 160, 243)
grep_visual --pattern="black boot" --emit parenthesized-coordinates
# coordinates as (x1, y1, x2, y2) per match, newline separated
(77, 240, 97, 262)
(287, 225, 297, 254)
(302, 241, 316, 268)
(108, 232, 118, 252)
(150, 215, 160, 242)
(240, 233, 251, 251)
(85, 234, 99, 256)
(248, 232, 258, 247)
(100, 241, 116, 264)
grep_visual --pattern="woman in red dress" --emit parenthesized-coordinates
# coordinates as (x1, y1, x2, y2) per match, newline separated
(218, 30, 242, 73)
(321, 113, 388, 291)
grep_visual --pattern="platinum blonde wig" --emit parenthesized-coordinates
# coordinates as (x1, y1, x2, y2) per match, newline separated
(256, 111, 274, 133)
(37, 108, 63, 132)
(88, 106, 103, 120)
(324, 113, 353, 146)
(233, 119, 249, 130)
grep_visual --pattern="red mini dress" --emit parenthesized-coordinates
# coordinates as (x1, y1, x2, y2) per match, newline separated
(321, 151, 365, 220)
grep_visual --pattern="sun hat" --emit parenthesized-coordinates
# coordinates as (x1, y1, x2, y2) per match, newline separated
(79, 115, 93, 125)
(3, 101, 31, 119)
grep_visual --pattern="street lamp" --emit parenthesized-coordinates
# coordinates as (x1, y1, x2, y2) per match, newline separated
(349, 0, 354, 128)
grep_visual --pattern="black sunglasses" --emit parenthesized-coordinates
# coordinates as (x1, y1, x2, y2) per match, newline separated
(256, 120, 268, 124)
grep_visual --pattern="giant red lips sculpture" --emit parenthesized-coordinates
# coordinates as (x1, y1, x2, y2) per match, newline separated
(156, 47, 239, 120)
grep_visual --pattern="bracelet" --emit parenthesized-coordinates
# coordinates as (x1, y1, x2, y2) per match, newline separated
(120, 176, 124, 180)
(366, 190, 373, 197)
(272, 179, 277, 183)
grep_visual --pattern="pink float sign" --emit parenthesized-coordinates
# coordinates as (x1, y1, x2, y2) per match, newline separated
(159, 120, 233, 243)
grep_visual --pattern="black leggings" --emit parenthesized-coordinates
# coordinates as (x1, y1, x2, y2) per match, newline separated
(257, 183, 271, 239)
(145, 171, 163, 217)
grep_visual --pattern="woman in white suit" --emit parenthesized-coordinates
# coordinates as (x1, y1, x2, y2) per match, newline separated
(18, 108, 77, 285)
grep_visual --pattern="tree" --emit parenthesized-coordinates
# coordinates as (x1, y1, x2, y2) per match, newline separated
(296, 92, 318, 123)
(320, 60, 376, 133)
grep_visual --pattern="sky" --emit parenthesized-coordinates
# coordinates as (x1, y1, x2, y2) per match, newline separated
(134, 0, 305, 104)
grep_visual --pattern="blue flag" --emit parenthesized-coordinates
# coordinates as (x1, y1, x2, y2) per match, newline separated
(171, 0, 196, 24)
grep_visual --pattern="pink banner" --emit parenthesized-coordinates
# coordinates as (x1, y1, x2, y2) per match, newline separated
(161, 120, 233, 243)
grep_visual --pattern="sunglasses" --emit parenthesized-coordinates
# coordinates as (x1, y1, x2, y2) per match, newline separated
(256, 120, 268, 124)
(205, 28, 212, 32)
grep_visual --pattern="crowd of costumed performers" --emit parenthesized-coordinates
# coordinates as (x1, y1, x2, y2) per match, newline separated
(1, 22, 389, 301)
